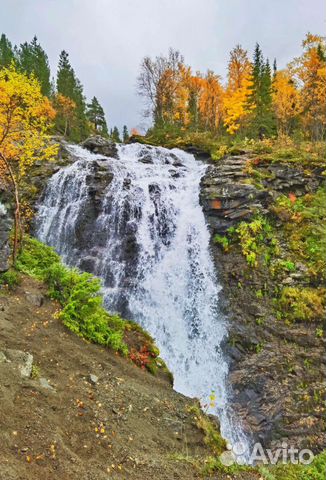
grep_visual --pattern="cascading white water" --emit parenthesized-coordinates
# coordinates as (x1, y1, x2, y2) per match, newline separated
(36, 143, 249, 451)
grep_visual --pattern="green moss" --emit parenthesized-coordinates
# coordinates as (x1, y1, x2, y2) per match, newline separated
(213, 234, 230, 252)
(278, 287, 325, 323)
(188, 404, 226, 456)
(259, 450, 326, 480)
(0, 269, 21, 290)
(16, 236, 128, 354)
(273, 188, 326, 281)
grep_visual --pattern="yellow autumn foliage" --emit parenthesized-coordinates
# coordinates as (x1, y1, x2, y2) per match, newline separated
(0, 65, 58, 261)
(272, 70, 301, 135)
(0, 66, 58, 179)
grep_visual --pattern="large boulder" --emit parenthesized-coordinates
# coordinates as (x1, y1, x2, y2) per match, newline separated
(81, 136, 118, 159)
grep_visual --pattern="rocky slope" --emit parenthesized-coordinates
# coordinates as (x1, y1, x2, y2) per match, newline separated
(1, 276, 236, 480)
(200, 153, 325, 452)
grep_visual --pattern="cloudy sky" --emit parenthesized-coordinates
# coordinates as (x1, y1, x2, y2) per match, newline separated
(1, 0, 325, 132)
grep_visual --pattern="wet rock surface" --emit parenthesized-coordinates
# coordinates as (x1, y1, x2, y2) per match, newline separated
(0, 199, 12, 272)
(201, 153, 325, 452)
(81, 135, 118, 158)
(200, 156, 269, 234)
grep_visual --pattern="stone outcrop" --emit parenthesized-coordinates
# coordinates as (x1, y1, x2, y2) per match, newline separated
(200, 156, 269, 234)
(200, 154, 322, 235)
(81, 135, 118, 158)
(0, 349, 34, 378)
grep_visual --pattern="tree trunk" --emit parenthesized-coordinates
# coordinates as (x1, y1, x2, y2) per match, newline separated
(0, 153, 22, 264)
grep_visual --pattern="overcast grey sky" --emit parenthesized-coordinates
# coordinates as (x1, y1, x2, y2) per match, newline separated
(1, 0, 325, 132)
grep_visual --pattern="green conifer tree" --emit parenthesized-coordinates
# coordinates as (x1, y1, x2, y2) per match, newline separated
(86, 96, 108, 136)
(56, 50, 90, 141)
(249, 43, 276, 137)
(0, 34, 15, 68)
(273, 58, 277, 77)
(122, 125, 129, 142)
(17, 36, 51, 96)
(111, 126, 121, 142)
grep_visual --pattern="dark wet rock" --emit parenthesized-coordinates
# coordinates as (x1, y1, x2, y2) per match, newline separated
(184, 145, 211, 161)
(78, 256, 97, 273)
(200, 156, 269, 234)
(0, 200, 12, 273)
(201, 153, 325, 452)
(169, 169, 181, 179)
(173, 159, 185, 168)
(139, 153, 154, 164)
(82, 135, 118, 159)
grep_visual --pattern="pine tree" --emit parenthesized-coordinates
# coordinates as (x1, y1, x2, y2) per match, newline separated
(273, 58, 277, 77)
(0, 34, 15, 68)
(122, 125, 129, 142)
(111, 126, 121, 142)
(249, 43, 276, 137)
(262, 59, 273, 109)
(17, 36, 51, 96)
(56, 50, 89, 141)
(86, 96, 108, 136)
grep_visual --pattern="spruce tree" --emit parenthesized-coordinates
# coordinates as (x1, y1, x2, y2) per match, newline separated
(249, 43, 276, 137)
(0, 34, 15, 68)
(122, 125, 129, 142)
(111, 126, 121, 142)
(56, 50, 90, 141)
(86, 96, 108, 136)
(17, 36, 51, 96)
(273, 58, 277, 77)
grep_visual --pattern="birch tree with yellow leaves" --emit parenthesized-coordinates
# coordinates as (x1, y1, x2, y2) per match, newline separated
(224, 45, 255, 134)
(272, 70, 301, 135)
(0, 66, 58, 262)
(198, 71, 224, 132)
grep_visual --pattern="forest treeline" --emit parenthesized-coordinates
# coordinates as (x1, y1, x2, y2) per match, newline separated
(137, 33, 326, 142)
(1, 32, 324, 146)
(0, 34, 127, 142)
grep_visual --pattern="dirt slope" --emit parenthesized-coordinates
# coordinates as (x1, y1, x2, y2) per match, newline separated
(0, 276, 215, 480)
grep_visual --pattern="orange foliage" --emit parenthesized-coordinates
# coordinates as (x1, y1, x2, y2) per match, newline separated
(54, 94, 76, 136)
(198, 71, 224, 131)
(272, 70, 301, 135)
(291, 33, 326, 139)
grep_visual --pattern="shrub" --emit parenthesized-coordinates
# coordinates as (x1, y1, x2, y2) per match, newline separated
(17, 236, 128, 354)
(278, 287, 325, 323)
(234, 216, 279, 267)
(213, 234, 230, 252)
(0, 269, 21, 290)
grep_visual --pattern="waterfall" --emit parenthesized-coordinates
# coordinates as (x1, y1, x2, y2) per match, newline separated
(35, 143, 249, 451)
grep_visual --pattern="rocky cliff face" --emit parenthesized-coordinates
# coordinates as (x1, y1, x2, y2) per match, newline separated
(200, 153, 325, 452)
